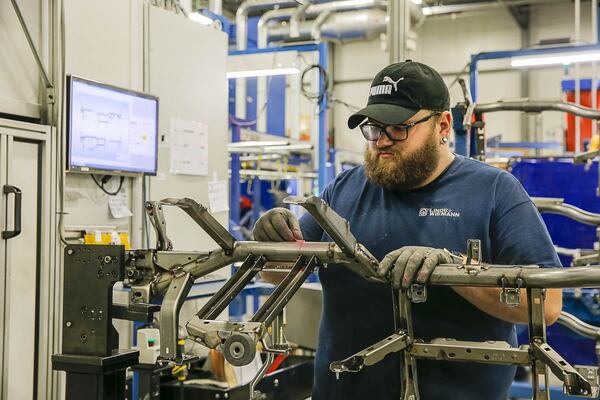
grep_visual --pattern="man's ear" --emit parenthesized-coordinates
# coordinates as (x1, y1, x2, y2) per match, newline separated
(438, 111, 452, 136)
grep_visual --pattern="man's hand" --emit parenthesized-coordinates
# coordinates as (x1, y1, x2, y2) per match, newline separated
(378, 246, 453, 289)
(253, 208, 303, 242)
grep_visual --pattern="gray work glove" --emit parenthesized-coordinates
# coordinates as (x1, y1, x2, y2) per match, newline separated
(253, 208, 304, 242)
(377, 246, 453, 289)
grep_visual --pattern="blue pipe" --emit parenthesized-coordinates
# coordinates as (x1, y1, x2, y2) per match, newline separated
(229, 116, 257, 230)
(229, 43, 320, 56)
(318, 42, 329, 193)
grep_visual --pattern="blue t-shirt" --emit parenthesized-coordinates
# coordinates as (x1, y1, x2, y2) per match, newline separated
(299, 155, 561, 400)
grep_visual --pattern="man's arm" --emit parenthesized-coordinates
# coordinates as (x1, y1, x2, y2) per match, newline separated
(469, 173, 564, 325)
(452, 287, 562, 325)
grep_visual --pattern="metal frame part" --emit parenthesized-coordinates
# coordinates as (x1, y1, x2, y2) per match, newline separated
(125, 195, 600, 399)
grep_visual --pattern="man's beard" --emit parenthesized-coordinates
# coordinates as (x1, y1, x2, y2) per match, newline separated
(363, 132, 440, 191)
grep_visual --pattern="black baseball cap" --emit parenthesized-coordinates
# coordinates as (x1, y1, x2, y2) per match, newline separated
(348, 60, 450, 129)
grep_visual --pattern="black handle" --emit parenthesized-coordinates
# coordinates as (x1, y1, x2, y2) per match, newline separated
(2, 185, 22, 240)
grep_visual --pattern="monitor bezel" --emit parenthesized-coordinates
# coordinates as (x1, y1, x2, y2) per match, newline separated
(66, 75, 159, 177)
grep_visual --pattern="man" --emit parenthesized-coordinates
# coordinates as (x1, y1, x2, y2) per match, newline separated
(253, 60, 562, 400)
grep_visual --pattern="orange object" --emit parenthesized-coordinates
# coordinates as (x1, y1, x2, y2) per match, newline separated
(565, 89, 598, 152)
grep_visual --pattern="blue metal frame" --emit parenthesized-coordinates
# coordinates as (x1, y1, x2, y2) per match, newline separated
(228, 43, 331, 227)
(469, 43, 600, 102)
(229, 43, 323, 56)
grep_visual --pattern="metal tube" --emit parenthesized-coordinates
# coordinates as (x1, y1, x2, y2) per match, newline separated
(232, 241, 341, 262)
(236, 0, 298, 50)
(209, 0, 222, 15)
(310, 10, 333, 40)
(535, 201, 600, 226)
(257, 0, 388, 48)
(430, 265, 600, 288)
(10, 0, 53, 89)
(473, 100, 600, 120)
(558, 311, 600, 339)
(290, 1, 310, 38)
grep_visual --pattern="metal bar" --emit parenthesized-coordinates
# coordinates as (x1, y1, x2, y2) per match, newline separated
(470, 55, 478, 103)
(474, 100, 600, 120)
(195, 255, 264, 320)
(159, 198, 236, 253)
(330, 332, 410, 373)
(527, 288, 550, 400)
(531, 341, 596, 397)
(251, 256, 316, 326)
(144, 202, 173, 251)
(397, 290, 420, 400)
(532, 197, 600, 225)
(229, 43, 320, 56)
(428, 265, 600, 288)
(558, 311, 600, 339)
(411, 340, 530, 365)
(159, 273, 194, 359)
(318, 41, 329, 193)
(284, 196, 357, 255)
(10, 0, 53, 89)
(229, 121, 241, 227)
(473, 43, 600, 62)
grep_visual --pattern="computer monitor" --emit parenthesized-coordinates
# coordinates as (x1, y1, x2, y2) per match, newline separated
(67, 76, 159, 176)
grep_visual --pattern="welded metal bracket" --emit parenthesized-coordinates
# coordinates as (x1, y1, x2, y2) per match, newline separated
(159, 272, 194, 360)
(284, 195, 380, 281)
(159, 197, 236, 254)
(145, 201, 173, 251)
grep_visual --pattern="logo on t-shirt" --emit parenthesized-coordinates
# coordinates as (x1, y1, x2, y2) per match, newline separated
(419, 208, 460, 218)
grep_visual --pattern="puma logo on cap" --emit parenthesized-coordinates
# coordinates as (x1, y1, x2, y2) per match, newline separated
(369, 76, 404, 96)
(382, 76, 404, 91)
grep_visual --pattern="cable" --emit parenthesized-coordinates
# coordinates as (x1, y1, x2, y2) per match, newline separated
(90, 175, 125, 196)
(300, 63, 362, 114)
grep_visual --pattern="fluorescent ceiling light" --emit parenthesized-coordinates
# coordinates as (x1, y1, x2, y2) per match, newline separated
(226, 68, 300, 79)
(410, 0, 423, 4)
(189, 12, 213, 25)
(511, 51, 600, 67)
(229, 141, 290, 148)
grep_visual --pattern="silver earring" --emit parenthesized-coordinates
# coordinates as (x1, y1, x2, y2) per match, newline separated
(441, 137, 448, 144)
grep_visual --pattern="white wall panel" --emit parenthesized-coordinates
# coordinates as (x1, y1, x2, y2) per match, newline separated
(62, 0, 144, 234)
(0, 0, 43, 118)
(147, 6, 229, 256)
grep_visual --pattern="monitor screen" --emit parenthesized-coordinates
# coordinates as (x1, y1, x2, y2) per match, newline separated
(67, 76, 158, 175)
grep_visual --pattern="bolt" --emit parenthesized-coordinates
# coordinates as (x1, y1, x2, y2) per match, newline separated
(273, 379, 279, 388)
(112, 256, 118, 263)
(81, 334, 87, 342)
(104, 256, 112, 264)
(67, 249, 74, 255)
(66, 321, 72, 328)
(98, 270, 103, 277)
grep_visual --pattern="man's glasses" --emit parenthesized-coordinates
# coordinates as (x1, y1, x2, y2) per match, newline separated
(359, 112, 441, 142)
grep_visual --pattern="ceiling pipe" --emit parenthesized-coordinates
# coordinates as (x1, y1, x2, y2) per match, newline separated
(423, 0, 563, 16)
(310, 10, 333, 40)
(290, 1, 311, 38)
(236, 0, 299, 50)
(269, 8, 388, 43)
(257, 0, 393, 48)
